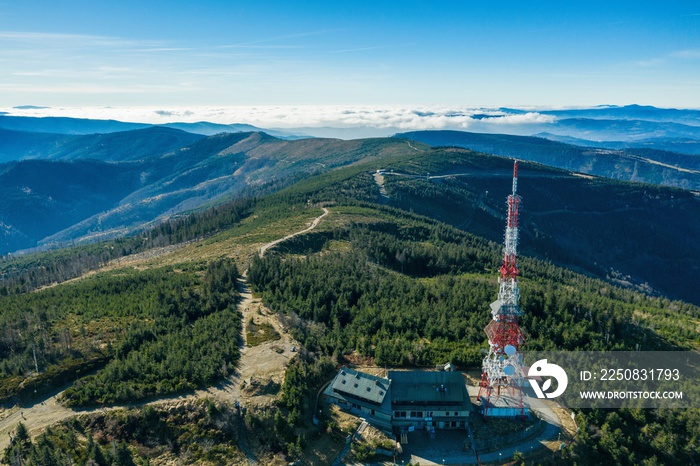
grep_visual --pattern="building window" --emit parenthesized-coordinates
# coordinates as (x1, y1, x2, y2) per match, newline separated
(371, 410, 375, 415)
(454, 412, 459, 416)
(445, 412, 450, 416)
(410, 411, 422, 418)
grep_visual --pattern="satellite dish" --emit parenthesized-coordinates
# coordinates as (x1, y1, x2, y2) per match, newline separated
(503, 365, 515, 376)
(504, 344, 516, 356)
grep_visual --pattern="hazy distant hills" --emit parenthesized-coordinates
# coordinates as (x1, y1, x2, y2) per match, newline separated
(0, 128, 74, 163)
(549, 118, 700, 142)
(0, 127, 204, 163)
(0, 114, 298, 138)
(0, 160, 142, 253)
(0, 132, 416, 253)
(535, 132, 700, 155)
(0, 115, 148, 134)
(396, 130, 700, 191)
(535, 104, 700, 126)
(3, 104, 699, 145)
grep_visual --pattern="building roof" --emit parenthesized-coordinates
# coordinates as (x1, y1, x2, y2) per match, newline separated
(388, 370, 470, 408)
(331, 367, 391, 406)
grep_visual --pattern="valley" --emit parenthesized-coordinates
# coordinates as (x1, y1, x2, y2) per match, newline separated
(0, 132, 413, 254)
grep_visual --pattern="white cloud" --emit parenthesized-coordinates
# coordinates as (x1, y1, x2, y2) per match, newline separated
(671, 49, 700, 59)
(0, 105, 556, 132)
(485, 112, 557, 125)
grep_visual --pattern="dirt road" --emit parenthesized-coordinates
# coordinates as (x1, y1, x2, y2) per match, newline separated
(0, 207, 330, 451)
(259, 207, 329, 258)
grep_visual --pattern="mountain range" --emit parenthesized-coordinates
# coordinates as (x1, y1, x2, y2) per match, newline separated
(396, 130, 700, 190)
(1, 107, 699, 465)
(1, 105, 699, 305)
(0, 114, 296, 138)
(533, 104, 700, 126)
(0, 131, 413, 253)
(0, 126, 203, 163)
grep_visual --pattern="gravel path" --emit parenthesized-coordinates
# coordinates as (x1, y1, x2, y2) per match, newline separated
(0, 208, 331, 452)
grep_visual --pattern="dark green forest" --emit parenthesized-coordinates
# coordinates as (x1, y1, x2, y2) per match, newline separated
(248, 208, 700, 464)
(2, 400, 244, 466)
(246, 156, 700, 465)
(0, 259, 242, 405)
(0, 197, 253, 295)
(1, 144, 699, 465)
(249, 216, 695, 365)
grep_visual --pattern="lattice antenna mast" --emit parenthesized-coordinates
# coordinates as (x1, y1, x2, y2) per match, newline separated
(499, 161, 521, 312)
(478, 160, 527, 419)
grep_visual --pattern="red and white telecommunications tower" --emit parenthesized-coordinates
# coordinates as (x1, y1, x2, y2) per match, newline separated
(478, 160, 527, 419)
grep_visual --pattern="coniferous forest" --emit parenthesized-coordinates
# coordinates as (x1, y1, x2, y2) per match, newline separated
(1, 147, 699, 465)
(0, 259, 242, 405)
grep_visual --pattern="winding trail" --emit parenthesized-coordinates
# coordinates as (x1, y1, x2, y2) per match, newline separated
(259, 207, 329, 258)
(0, 207, 331, 453)
(0, 205, 569, 464)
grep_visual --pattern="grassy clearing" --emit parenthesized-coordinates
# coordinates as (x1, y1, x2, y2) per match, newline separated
(143, 206, 327, 269)
(246, 320, 281, 347)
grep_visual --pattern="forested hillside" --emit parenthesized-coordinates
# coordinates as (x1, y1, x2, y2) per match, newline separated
(379, 148, 700, 305)
(0, 142, 698, 465)
(0, 259, 242, 405)
(246, 162, 700, 464)
(0, 126, 203, 164)
(0, 132, 416, 254)
(397, 130, 700, 190)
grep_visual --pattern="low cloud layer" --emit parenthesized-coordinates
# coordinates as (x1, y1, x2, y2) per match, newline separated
(1, 105, 556, 133)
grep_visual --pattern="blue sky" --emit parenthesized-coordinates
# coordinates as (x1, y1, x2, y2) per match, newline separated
(1, 0, 699, 108)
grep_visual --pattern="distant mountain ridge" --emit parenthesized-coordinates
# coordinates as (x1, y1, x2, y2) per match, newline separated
(537, 104, 700, 126)
(0, 114, 299, 138)
(0, 126, 203, 163)
(396, 130, 700, 190)
(36, 127, 204, 162)
(3, 103, 699, 143)
(0, 128, 75, 163)
(550, 117, 700, 141)
(536, 132, 700, 155)
(0, 132, 417, 254)
(0, 115, 148, 134)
